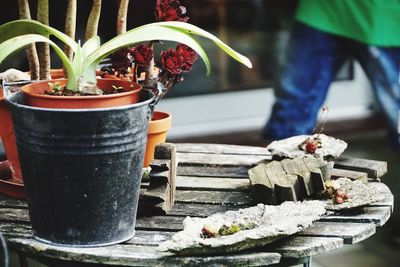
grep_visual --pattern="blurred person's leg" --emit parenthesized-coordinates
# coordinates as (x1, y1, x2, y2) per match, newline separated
(353, 45, 400, 149)
(262, 22, 348, 140)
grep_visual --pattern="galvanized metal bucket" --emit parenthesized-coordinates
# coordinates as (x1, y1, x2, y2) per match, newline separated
(6, 89, 157, 247)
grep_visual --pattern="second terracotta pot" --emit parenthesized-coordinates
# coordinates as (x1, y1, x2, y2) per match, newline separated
(0, 89, 25, 198)
(144, 111, 172, 167)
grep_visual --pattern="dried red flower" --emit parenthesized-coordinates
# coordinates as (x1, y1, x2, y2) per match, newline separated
(159, 44, 198, 75)
(110, 47, 132, 73)
(176, 44, 198, 71)
(131, 45, 154, 66)
(160, 48, 185, 75)
(155, 0, 189, 22)
(305, 139, 318, 154)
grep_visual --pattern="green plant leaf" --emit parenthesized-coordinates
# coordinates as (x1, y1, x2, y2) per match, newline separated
(85, 23, 211, 75)
(156, 21, 253, 69)
(0, 19, 78, 53)
(0, 34, 77, 89)
(71, 41, 83, 85)
(82, 36, 100, 58)
(80, 37, 101, 85)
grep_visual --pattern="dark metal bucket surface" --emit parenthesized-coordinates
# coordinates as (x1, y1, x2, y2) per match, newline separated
(7, 91, 155, 247)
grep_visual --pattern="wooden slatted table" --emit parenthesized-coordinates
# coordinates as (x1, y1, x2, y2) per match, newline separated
(0, 143, 393, 266)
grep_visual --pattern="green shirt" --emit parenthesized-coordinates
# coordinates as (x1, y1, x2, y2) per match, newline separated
(296, 0, 400, 46)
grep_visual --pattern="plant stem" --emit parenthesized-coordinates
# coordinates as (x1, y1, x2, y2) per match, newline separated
(17, 0, 40, 80)
(85, 0, 102, 41)
(64, 0, 76, 62)
(37, 0, 51, 80)
(117, 0, 130, 35)
(144, 42, 155, 88)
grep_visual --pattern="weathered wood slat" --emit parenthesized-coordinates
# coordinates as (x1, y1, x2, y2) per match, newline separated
(9, 238, 281, 266)
(177, 164, 375, 180)
(1, 183, 387, 209)
(177, 152, 269, 166)
(177, 143, 271, 156)
(298, 222, 376, 244)
(177, 165, 250, 178)
(170, 203, 242, 217)
(266, 236, 343, 258)
(0, 222, 32, 237)
(175, 176, 250, 191)
(0, 207, 29, 222)
(331, 168, 368, 182)
(136, 216, 184, 231)
(320, 206, 392, 227)
(126, 230, 174, 246)
(0, 196, 26, 208)
(175, 190, 252, 205)
(334, 157, 387, 178)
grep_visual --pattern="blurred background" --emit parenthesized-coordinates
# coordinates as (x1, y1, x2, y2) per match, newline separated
(0, 0, 374, 138)
(1, 1, 399, 266)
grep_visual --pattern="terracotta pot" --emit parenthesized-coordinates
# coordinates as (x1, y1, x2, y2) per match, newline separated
(0, 89, 25, 198)
(21, 78, 142, 109)
(144, 111, 172, 167)
(50, 69, 66, 79)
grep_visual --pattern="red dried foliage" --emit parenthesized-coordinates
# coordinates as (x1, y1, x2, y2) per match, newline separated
(160, 44, 198, 75)
(155, 0, 189, 22)
(131, 45, 154, 66)
(110, 47, 132, 73)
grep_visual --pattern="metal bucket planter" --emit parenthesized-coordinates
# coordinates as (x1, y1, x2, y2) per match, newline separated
(7, 90, 156, 247)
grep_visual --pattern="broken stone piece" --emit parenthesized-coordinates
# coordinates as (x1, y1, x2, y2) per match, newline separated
(323, 177, 384, 210)
(267, 134, 347, 159)
(0, 68, 30, 82)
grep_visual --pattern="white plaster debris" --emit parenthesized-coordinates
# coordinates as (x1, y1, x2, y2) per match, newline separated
(159, 200, 326, 255)
(325, 177, 384, 210)
(0, 68, 30, 82)
(267, 134, 347, 159)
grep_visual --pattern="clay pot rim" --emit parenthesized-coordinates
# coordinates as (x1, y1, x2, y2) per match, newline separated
(21, 78, 142, 100)
(148, 111, 172, 134)
(10, 90, 155, 113)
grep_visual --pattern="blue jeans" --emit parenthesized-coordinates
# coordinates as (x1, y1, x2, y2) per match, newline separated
(263, 22, 400, 141)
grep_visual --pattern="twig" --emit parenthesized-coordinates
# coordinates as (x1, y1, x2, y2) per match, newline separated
(18, 0, 40, 80)
(85, 0, 102, 41)
(64, 0, 77, 61)
(117, 0, 130, 35)
(37, 0, 51, 80)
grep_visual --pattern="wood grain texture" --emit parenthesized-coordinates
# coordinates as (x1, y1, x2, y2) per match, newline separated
(298, 222, 376, 244)
(177, 165, 250, 178)
(331, 168, 368, 182)
(177, 152, 268, 166)
(176, 143, 271, 156)
(267, 236, 343, 258)
(320, 206, 392, 227)
(0, 143, 393, 266)
(334, 157, 387, 178)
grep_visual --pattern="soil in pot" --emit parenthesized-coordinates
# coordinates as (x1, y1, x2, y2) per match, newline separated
(22, 78, 142, 109)
(144, 111, 172, 167)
